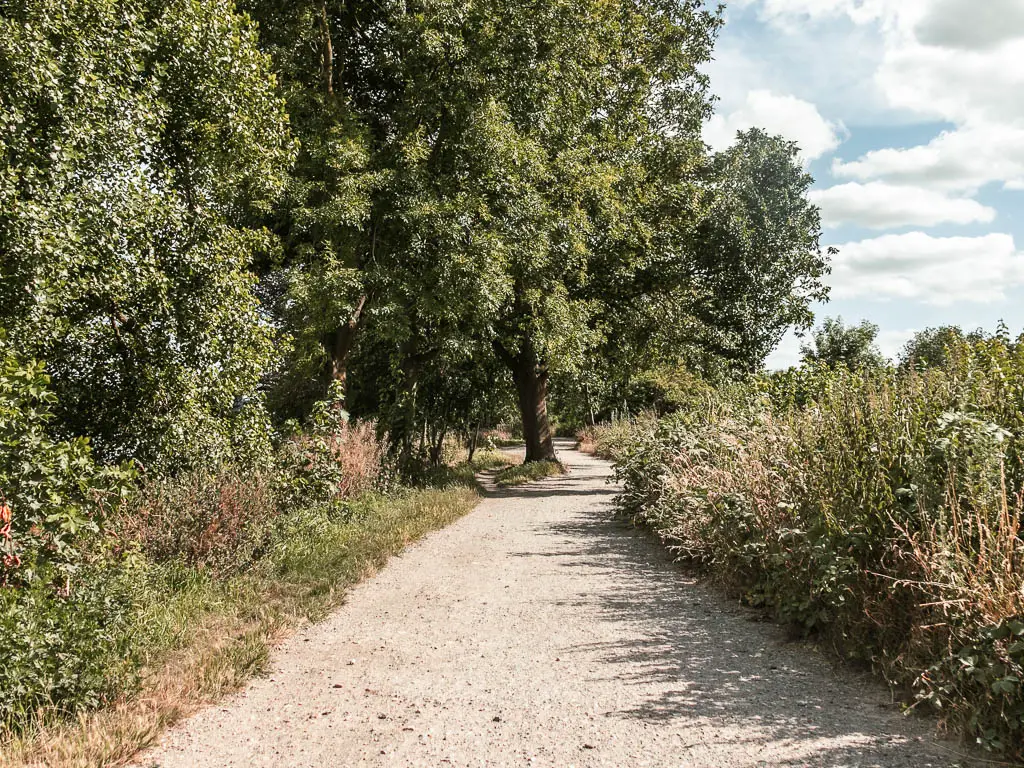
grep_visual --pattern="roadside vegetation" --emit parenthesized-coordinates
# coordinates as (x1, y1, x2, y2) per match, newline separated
(0, 358, 490, 765)
(7, 0, 983, 765)
(493, 461, 566, 488)
(580, 323, 1024, 759)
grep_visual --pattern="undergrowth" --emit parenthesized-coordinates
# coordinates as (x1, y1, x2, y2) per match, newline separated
(1, 486, 477, 768)
(584, 335, 1024, 759)
(0, 362, 486, 766)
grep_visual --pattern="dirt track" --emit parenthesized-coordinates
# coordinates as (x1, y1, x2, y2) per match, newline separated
(140, 440, 972, 767)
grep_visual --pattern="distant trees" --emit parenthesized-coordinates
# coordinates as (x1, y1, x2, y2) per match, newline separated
(689, 129, 831, 371)
(800, 317, 886, 370)
(899, 325, 986, 370)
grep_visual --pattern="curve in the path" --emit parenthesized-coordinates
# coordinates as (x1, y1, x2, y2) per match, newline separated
(140, 439, 971, 767)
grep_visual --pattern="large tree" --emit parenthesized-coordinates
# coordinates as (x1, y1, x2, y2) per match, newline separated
(0, 0, 293, 470)
(238, 0, 376, 416)
(685, 129, 831, 372)
(244, 2, 830, 462)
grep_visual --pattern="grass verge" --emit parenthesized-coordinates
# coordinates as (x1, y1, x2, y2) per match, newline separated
(1, 485, 478, 768)
(493, 460, 566, 487)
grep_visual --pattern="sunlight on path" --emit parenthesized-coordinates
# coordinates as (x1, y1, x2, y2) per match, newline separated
(139, 440, 970, 767)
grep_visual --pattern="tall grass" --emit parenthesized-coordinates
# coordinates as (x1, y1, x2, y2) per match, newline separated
(590, 337, 1024, 757)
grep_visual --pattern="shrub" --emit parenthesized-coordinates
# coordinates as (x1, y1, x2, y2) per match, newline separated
(277, 396, 386, 510)
(603, 335, 1024, 757)
(0, 567, 137, 732)
(0, 341, 136, 730)
(577, 413, 656, 460)
(116, 468, 279, 575)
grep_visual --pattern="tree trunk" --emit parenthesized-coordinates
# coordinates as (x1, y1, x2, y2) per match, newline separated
(318, 1, 334, 97)
(510, 341, 556, 463)
(467, 422, 480, 463)
(323, 295, 367, 406)
(429, 423, 447, 466)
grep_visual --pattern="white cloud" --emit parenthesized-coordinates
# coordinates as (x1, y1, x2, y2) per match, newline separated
(733, 0, 1024, 192)
(832, 124, 1024, 192)
(830, 232, 1024, 305)
(915, 0, 1024, 50)
(876, 39, 1024, 126)
(729, 0, 896, 26)
(809, 181, 996, 228)
(766, 329, 803, 369)
(876, 328, 918, 359)
(704, 90, 843, 162)
(839, 4, 1024, 193)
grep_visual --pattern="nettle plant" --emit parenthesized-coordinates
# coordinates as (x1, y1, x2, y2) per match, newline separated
(0, 339, 133, 591)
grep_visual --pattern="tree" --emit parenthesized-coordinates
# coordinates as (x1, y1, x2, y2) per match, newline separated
(448, 0, 722, 461)
(687, 129, 831, 371)
(0, 0, 293, 471)
(800, 317, 887, 370)
(243, 2, 830, 463)
(898, 325, 984, 370)
(238, 0, 375, 416)
(248, 0, 721, 461)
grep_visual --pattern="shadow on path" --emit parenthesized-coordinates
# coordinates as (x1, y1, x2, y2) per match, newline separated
(503, 445, 983, 767)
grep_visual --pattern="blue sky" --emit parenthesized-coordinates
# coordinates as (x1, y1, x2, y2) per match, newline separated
(702, 0, 1024, 367)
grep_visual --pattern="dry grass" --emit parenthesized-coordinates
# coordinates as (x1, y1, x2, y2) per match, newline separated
(1, 486, 478, 768)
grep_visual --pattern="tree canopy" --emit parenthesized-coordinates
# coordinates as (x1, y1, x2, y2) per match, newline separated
(1, 0, 832, 469)
(800, 317, 886, 371)
(0, 0, 292, 471)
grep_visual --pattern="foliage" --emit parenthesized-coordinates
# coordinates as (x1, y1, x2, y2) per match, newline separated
(118, 468, 279, 575)
(685, 129, 830, 371)
(239, 0, 376, 415)
(0, 340, 133, 588)
(276, 386, 389, 509)
(3, 484, 478, 767)
(799, 316, 887, 370)
(898, 325, 987, 371)
(0, 0, 292, 471)
(597, 335, 1024, 757)
(0, 367, 390, 736)
(1, 567, 138, 733)
(0, 341, 136, 730)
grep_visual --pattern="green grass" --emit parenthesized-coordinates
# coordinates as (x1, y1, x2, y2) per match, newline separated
(493, 460, 566, 487)
(414, 449, 515, 489)
(2, 484, 480, 768)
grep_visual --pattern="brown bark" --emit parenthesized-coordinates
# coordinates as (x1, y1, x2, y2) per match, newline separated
(318, 1, 334, 96)
(324, 295, 367, 405)
(506, 339, 556, 463)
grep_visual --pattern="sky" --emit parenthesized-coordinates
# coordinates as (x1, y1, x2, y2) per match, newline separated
(701, 0, 1024, 367)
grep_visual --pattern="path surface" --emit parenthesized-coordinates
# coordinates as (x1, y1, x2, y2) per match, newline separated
(141, 440, 973, 767)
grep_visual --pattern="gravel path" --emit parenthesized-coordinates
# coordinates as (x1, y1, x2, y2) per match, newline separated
(140, 440, 976, 767)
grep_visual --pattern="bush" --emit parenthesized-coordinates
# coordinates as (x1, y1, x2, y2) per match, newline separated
(0, 341, 136, 729)
(277, 395, 387, 510)
(601, 335, 1024, 757)
(0, 567, 137, 732)
(117, 468, 279, 575)
(0, 354, 395, 736)
(577, 413, 655, 460)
